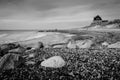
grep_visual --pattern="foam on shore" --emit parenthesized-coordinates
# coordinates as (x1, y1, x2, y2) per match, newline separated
(24, 33, 48, 41)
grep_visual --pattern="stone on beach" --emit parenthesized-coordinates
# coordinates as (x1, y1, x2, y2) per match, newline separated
(76, 40, 93, 48)
(41, 56, 65, 68)
(21, 41, 44, 50)
(28, 53, 36, 58)
(25, 61, 35, 65)
(108, 42, 120, 48)
(0, 43, 20, 56)
(67, 40, 77, 48)
(67, 40, 93, 49)
(0, 53, 20, 70)
(0, 43, 19, 50)
(9, 47, 25, 54)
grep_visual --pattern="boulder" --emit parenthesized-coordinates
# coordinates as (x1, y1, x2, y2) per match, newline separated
(67, 40, 77, 48)
(25, 61, 35, 65)
(102, 42, 109, 47)
(52, 43, 66, 48)
(28, 53, 36, 58)
(0, 43, 20, 57)
(22, 41, 44, 50)
(76, 40, 93, 48)
(0, 53, 21, 70)
(9, 47, 25, 54)
(0, 43, 20, 50)
(53, 45, 65, 48)
(67, 40, 93, 49)
(108, 42, 120, 48)
(41, 56, 65, 68)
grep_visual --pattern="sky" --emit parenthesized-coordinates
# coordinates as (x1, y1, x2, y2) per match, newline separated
(0, 0, 120, 30)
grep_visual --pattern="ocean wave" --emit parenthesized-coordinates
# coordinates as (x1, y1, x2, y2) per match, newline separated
(24, 33, 48, 41)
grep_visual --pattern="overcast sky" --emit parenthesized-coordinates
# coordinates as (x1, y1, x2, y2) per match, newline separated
(0, 0, 120, 30)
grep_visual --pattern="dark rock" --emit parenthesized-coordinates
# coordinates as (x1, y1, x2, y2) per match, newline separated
(0, 53, 25, 71)
(26, 47, 32, 50)
(9, 47, 25, 54)
(38, 42, 44, 49)
(0, 43, 20, 57)
(25, 42, 44, 50)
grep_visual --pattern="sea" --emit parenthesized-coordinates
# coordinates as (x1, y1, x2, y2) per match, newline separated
(0, 30, 39, 44)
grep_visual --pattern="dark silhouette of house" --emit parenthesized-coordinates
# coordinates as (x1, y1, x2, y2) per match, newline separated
(93, 15, 102, 21)
(91, 15, 109, 26)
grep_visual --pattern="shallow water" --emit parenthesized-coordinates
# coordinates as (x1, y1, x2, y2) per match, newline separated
(0, 30, 39, 44)
(0, 30, 73, 45)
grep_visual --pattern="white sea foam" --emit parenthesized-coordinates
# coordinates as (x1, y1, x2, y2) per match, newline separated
(25, 33, 48, 40)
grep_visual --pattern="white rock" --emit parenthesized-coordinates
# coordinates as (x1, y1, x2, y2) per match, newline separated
(41, 56, 65, 68)
(67, 40, 93, 49)
(67, 40, 77, 48)
(108, 42, 120, 48)
(25, 61, 35, 65)
(102, 42, 109, 47)
(28, 53, 35, 58)
(53, 45, 65, 48)
(76, 40, 93, 48)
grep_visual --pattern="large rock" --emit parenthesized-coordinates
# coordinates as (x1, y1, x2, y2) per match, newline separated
(9, 47, 25, 54)
(76, 40, 93, 48)
(108, 42, 120, 48)
(41, 56, 65, 68)
(102, 42, 109, 47)
(53, 45, 66, 48)
(67, 40, 93, 49)
(52, 43, 66, 48)
(0, 53, 21, 70)
(67, 40, 77, 48)
(0, 43, 20, 57)
(21, 41, 44, 50)
(25, 61, 35, 65)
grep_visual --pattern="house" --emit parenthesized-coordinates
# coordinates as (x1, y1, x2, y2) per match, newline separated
(91, 15, 109, 26)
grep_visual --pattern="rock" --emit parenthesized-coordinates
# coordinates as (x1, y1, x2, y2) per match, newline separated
(76, 40, 93, 48)
(25, 61, 35, 65)
(52, 43, 66, 48)
(41, 56, 65, 68)
(38, 42, 44, 48)
(0, 53, 21, 70)
(67, 40, 77, 48)
(53, 45, 65, 48)
(23, 41, 44, 50)
(0, 43, 20, 57)
(23, 52, 38, 59)
(28, 53, 36, 58)
(0, 43, 20, 50)
(108, 42, 120, 48)
(9, 47, 25, 54)
(67, 40, 93, 49)
(102, 42, 109, 47)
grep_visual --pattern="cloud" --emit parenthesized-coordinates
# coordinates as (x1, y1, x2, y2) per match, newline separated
(0, 5, 95, 22)
(0, 0, 120, 29)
